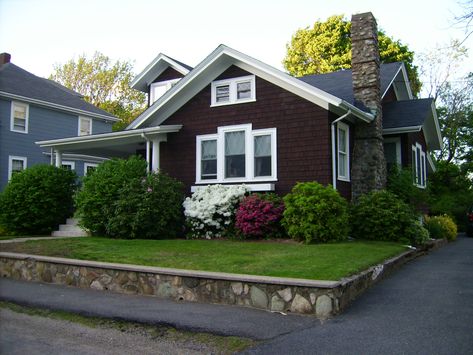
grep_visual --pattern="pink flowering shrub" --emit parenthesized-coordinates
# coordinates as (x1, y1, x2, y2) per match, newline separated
(235, 193, 285, 239)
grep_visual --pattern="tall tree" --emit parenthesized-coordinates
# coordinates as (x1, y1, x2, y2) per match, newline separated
(283, 15, 421, 95)
(435, 72, 473, 163)
(50, 52, 146, 130)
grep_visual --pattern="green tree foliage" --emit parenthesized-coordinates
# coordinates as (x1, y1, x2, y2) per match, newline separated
(428, 161, 473, 230)
(283, 15, 421, 95)
(50, 52, 146, 130)
(0, 165, 77, 235)
(75, 156, 184, 239)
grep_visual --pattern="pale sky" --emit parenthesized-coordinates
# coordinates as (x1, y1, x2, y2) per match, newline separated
(1, 0, 471, 90)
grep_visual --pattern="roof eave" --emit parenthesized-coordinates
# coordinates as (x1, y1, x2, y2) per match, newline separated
(131, 54, 191, 92)
(128, 45, 374, 129)
(0, 91, 119, 122)
(382, 125, 423, 134)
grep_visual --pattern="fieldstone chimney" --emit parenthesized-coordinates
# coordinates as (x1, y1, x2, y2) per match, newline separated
(350, 12, 386, 200)
(0, 53, 11, 65)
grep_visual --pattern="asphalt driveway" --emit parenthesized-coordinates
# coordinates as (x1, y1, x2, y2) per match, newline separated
(245, 234, 473, 354)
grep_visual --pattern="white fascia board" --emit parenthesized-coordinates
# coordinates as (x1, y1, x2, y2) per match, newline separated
(381, 63, 413, 101)
(427, 153, 436, 172)
(131, 54, 191, 92)
(42, 152, 109, 163)
(36, 125, 182, 148)
(382, 125, 422, 134)
(0, 91, 119, 122)
(128, 44, 373, 129)
(429, 100, 443, 150)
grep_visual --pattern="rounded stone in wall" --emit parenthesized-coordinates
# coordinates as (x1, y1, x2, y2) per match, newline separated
(183, 277, 200, 288)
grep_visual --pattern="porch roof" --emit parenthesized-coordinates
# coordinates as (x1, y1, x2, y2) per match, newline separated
(36, 125, 182, 158)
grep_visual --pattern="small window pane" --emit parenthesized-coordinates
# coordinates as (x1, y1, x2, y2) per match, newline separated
(254, 135, 271, 177)
(86, 165, 97, 175)
(338, 129, 347, 152)
(216, 85, 230, 103)
(201, 140, 217, 180)
(13, 117, 26, 131)
(225, 131, 245, 178)
(237, 81, 251, 99)
(416, 147, 422, 185)
(12, 159, 24, 173)
(79, 118, 91, 136)
(338, 153, 347, 177)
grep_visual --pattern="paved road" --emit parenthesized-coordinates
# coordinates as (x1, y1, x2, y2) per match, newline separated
(245, 234, 473, 354)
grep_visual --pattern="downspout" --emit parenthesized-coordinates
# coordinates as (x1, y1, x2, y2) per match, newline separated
(331, 110, 352, 189)
(141, 133, 151, 172)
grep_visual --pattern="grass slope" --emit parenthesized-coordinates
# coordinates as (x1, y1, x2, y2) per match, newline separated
(0, 238, 407, 281)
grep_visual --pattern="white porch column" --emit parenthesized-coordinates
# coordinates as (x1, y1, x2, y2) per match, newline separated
(55, 149, 62, 167)
(146, 140, 151, 172)
(151, 135, 167, 172)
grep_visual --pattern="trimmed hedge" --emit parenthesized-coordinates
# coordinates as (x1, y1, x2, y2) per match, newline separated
(0, 165, 77, 235)
(282, 182, 349, 243)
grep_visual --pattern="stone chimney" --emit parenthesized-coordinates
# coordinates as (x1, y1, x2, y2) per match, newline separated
(350, 12, 386, 200)
(0, 53, 11, 66)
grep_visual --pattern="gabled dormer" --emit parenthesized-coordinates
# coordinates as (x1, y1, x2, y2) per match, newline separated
(130, 54, 192, 106)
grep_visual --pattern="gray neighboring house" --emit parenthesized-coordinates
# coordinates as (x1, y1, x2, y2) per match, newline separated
(0, 53, 118, 190)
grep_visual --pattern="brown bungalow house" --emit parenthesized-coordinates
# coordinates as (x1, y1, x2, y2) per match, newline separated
(37, 12, 441, 200)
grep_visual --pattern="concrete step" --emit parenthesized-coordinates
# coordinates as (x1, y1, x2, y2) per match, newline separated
(66, 218, 80, 226)
(59, 224, 84, 232)
(51, 230, 88, 237)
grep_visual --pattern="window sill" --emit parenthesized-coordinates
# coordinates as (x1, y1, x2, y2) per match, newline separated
(337, 176, 350, 182)
(10, 129, 28, 134)
(191, 183, 275, 193)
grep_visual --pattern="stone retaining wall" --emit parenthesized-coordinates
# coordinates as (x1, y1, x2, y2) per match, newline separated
(0, 240, 446, 318)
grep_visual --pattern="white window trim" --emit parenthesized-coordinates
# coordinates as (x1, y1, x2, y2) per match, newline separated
(384, 137, 402, 166)
(150, 78, 180, 104)
(10, 101, 29, 134)
(412, 142, 427, 188)
(8, 155, 27, 180)
(195, 123, 277, 184)
(337, 122, 350, 182)
(61, 161, 75, 170)
(78, 116, 92, 136)
(210, 75, 256, 107)
(84, 162, 98, 175)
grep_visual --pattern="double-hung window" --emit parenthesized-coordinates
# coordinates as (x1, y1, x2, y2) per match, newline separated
(211, 75, 256, 106)
(10, 101, 29, 133)
(84, 163, 98, 176)
(8, 156, 27, 180)
(337, 122, 350, 181)
(78, 117, 92, 136)
(196, 124, 276, 183)
(412, 143, 426, 188)
(61, 161, 75, 171)
(384, 137, 402, 172)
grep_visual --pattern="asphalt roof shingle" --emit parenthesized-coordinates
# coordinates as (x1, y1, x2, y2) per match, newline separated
(298, 62, 403, 104)
(0, 63, 116, 118)
(383, 98, 434, 129)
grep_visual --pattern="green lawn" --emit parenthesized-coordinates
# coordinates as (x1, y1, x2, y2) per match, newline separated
(0, 237, 408, 281)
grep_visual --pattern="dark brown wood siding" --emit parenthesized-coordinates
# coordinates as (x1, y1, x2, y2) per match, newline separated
(382, 86, 397, 103)
(153, 67, 184, 82)
(160, 65, 335, 196)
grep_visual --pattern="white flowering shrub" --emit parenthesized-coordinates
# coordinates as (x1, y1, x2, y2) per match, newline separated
(183, 184, 248, 239)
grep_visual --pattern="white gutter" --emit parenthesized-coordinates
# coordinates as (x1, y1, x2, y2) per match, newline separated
(331, 110, 352, 190)
(382, 125, 422, 135)
(0, 91, 119, 122)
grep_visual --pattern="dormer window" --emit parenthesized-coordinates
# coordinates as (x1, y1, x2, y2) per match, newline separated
(211, 75, 256, 106)
(150, 79, 179, 104)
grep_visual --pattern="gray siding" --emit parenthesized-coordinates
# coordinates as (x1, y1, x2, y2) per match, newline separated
(0, 98, 113, 190)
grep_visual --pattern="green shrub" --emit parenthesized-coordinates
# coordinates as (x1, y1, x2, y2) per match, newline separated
(404, 220, 430, 245)
(75, 156, 184, 239)
(282, 182, 349, 243)
(350, 190, 421, 244)
(106, 173, 184, 239)
(387, 166, 427, 211)
(75, 156, 147, 235)
(425, 215, 457, 241)
(0, 165, 77, 235)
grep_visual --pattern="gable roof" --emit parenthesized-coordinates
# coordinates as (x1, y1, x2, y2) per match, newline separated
(383, 98, 442, 150)
(0, 63, 118, 121)
(128, 44, 374, 129)
(299, 62, 406, 104)
(131, 53, 193, 93)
